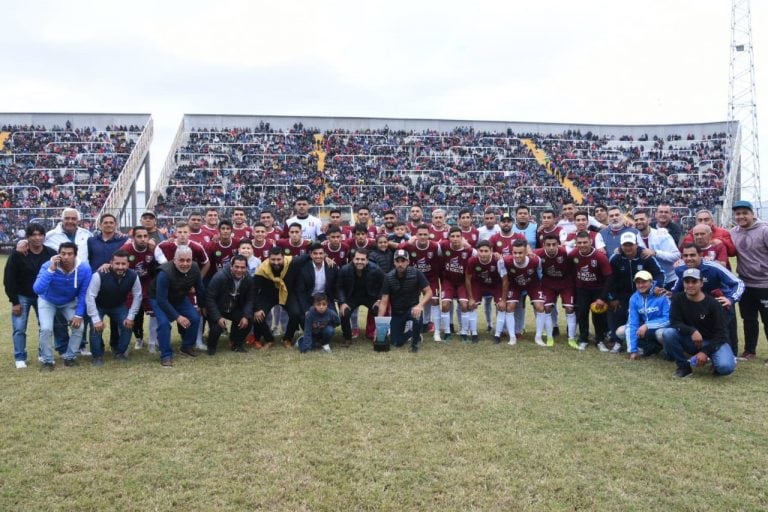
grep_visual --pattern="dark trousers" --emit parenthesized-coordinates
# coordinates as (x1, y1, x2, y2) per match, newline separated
(207, 309, 251, 350)
(133, 306, 145, 339)
(341, 299, 379, 340)
(739, 287, 768, 354)
(575, 288, 608, 345)
(390, 310, 423, 348)
(607, 296, 630, 344)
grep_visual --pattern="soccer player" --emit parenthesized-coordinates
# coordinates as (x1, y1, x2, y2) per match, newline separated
(120, 226, 159, 352)
(187, 211, 210, 246)
(490, 213, 527, 256)
(402, 224, 442, 339)
(536, 209, 562, 249)
(438, 227, 476, 341)
(512, 205, 538, 247)
(465, 241, 507, 343)
(231, 206, 252, 243)
(429, 209, 450, 242)
(154, 221, 210, 277)
(561, 210, 606, 252)
(534, 234, 577, 347)
(206, 220, 238, 277)
(322, 226, 351, 267)
(570, 231, 612, 351)
(407, 205, 425, 234)
(284, 197, 323, 241)
(457, 208, 480, 246)
(250, 222, 275, 261)
(201, 208, 220, 243)
(259, 210, 283, 242)
(503, 240, 546, 346)
(276, 222, 311, 257)
(349, 223, 376, 253)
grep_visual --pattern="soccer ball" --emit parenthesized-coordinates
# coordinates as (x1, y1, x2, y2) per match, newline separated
(590, 301, 608, 314)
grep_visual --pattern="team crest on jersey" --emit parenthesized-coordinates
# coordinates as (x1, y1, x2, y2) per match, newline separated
(527, 269, 534, 275)
(429, 233, 435, 239)
(427, 252, 433, 258)
(556, 256, 563, 263)
(146, 256, 152, 263)
(462, 253, 468, 259)
(591, 260, 597, 267)
(497, 241, 503, 247)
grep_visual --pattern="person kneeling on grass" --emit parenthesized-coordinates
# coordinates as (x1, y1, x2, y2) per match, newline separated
(615, 271, 669, 361)
(204, 255, 254, 355)
(299, 293, 340, 353)
(662, 268, 736, 378)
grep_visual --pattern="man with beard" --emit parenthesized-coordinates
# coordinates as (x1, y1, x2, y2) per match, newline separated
(378, 210, 398, 238)
(205, 255, 254, 355)
(599, 206, 642, 255)
(253, 247, 301, 349)
(231, 207, 253, 243)
(407, 205, 425, 234)
(570, 231, 612, 351)
(346, 205, 379, 239)
(490, 213, 527, 256)
(633, 209, 680, 290)
(140, 211, 166, 245)
(337, 249, 385, 347)
(120, 227, 159, 352)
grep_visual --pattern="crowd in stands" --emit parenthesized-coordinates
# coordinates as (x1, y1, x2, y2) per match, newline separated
(0, 121, 143, 239)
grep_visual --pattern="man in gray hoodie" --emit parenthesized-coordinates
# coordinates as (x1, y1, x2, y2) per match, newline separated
(730, 200, 768, 361)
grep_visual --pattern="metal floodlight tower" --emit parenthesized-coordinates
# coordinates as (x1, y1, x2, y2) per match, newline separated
(728, 0, 761, 215)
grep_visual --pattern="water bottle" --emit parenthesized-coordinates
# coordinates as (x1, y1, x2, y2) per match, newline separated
(689, 355, 699, 367)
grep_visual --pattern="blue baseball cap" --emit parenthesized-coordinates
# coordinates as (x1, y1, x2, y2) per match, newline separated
(732, 200, 753, 212)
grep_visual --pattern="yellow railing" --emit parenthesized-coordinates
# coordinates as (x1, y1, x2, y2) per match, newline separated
(521, 138, 584, 204)
(0, 132, 10, 152)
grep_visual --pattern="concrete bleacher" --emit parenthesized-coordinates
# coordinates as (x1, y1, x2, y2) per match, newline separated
(149, 115, 737, 227)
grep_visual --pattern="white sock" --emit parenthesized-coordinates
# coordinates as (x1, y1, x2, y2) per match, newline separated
(535, 312, 546, 338)
(484, 297, 492, 325)
(196, 321, 204, 344)
(430, 305, 440, 326)
(514, 304, 525, 334)
(469, 310, 478, 335)
(422, 304, 431, 323)
(495, 312, 506, 337)
(460, 312, 469, 335)
(149, 316, 158, 344)
(441, 312, 451, 334)
(544, 313, 553, 337)
(551, 307, 559, 326)
(505, 312, 516, 340)
(566, 312, 577, 339)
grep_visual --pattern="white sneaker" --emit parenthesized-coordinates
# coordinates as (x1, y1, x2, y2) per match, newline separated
(507, 337, 517, 346)
(534, 336, 547, 347)
(134, 338, 144, 350)
(433, 331, 442, 342)
(15, 360, 27, 369)
(610, 342, 622, 354)
(322, 344, 332, 353)
(578, 342, 588, 351)
(38, 355, 45, 363)
(148, 342, 157, 354)
(597, 342, 610, 353)
(195, 340, 207, 350)
(79, 348, 92, 356)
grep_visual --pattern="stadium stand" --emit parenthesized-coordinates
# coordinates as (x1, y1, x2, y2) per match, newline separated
(150, 116, 736, 229)
(0, 113, 152, 244)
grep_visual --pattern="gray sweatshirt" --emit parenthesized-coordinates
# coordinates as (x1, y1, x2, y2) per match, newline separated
(731, 219, 768, 288)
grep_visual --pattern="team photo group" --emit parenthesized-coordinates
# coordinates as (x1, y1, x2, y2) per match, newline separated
(5, 196, 768, 379)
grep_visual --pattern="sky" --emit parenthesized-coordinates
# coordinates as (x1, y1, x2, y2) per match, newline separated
(2, 0, 766, 200)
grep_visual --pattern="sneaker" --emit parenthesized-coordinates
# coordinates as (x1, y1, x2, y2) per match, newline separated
(15, 360, 27, 369)
(63, 358, 78, 367)
(433, 331, 442, 343)
(568, 338, 579, 349)
(471, 334, 479, 344)
(232, 345, 247, 353)
(610, 343, 622, 354)
(546, 336, 555, 347)
(114, 353, 129, 362)
(134, 339, 144, 350)
(410, 343, 419, 353)
(493, 335, 501, 344)
(507, 337, 517, 346)
(253, 340, 264, 349)
(534, 336, 547, 347)
(148, 342, 157, 354)
(486, 325, 492, 333)
(180, 347, 197, 357)
(92, 357, 104, 367)
(597, 342, 610, 353)
(282, 339, 294, 349)
(195, 340, 207, 351)
(737, 351, 756, 361)
(40, 362, 55, 372)
(443, 333, 452, 342)
(322, 344, 332, 353)
(342, 339, 352, 348)
(460, 334, 469, 343)
(161, 357, 173, 368)
(578, 342, 588, 351)
(79, 348, 91, 356)
(673, 366, 693, 378)
(552, 326, 560, 337)
(352, 328, 360, 338)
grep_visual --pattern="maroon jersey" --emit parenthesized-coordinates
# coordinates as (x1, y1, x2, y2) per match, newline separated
(200, 225, 219, 244)
(327, 225, 351, 241)
(343, 224, 378, 240)
(155, 240, 209, 268)
(569, 248, 612, 290)
(189, 229, 211, 246)
(489, 232, 527, 256)
(536, 227, 562, 249)
(207, 239, 238, 274)
(400, 241, 441, 280)
(534, 247, 573, 289)
(322, 240, 351, 266)
(250, 239, 275, 261)
(459, 227, 480, 247)
(428, 224, 449, 242)
(264, 227, 283, 243)
(232, 224, 252, 243)
(698, 243, 729, 268)
(348, 238, 376, 253)
(406, 221, 422, 234)
(120, 241, 157, 284)
(504, 254, 542, 289)
(276, 238, 310, 257)
(466, 254, 506, 288)
(439, 241, 475, 285)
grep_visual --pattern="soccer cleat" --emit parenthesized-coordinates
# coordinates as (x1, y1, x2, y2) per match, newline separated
(134, 339, 144, 350)
(443, 333, 452, 343)
(40, 362, 55, 372)
(546, 336, 555, 347)
(610, 342, 622, 354)
(507, 337, 517, 346)
(471, 334, 479, 344)
(433, 331, 442, 342)
(552, 326, 560, 337)
(493, 335, 501, 344)
(460, 334, 469, 343)
(92, 357, 105, 367)
(568, 338, 579, 349)
(673, 367, 693, 378)
(15, 361, 27, 369)
(597, 342, 610, 353)
(534, 336, 547, 347)
(578, 342, 588, 351)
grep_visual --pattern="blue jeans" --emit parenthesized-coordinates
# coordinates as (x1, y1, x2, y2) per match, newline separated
(150, 298, 201, 360)
(11, 295, 39, 362)
(662, 328, 736, 375)
(299, 325, 335, 353)
(390, 310, 423, 348)
(90, 306, 132, 357)
(38, 298, 85, 363)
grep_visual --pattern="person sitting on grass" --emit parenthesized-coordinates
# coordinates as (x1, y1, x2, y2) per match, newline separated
(299, 293, 340, 353)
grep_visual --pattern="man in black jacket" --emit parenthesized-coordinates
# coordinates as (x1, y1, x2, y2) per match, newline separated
(379, 250, 433, 352)
(3, 223, 57, 368)
(337, 249, 385, 347)
(288, 243, 338, 335)
(253, 247, 300, 349)
(205, 255, 254, 355)
(662, 268, 736, 378)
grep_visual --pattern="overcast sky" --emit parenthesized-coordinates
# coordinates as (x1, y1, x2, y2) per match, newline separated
(2, 0, 766, 198)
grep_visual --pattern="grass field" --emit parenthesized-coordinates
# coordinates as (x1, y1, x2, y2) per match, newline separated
(1, 255, 767, 511)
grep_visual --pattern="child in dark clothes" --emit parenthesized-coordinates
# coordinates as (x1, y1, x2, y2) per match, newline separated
(300, 293, 340, 353)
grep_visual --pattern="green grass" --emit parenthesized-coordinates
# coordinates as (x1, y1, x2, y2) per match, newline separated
(1, 255, 767, 511)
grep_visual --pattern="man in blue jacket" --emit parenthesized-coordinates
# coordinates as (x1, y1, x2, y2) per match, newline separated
(33, 242, 93, 371)
(616, 271, 670, 360)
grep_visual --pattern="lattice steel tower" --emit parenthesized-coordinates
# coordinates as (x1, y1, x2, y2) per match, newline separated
(728, 0, 761, 213)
